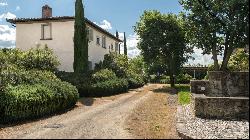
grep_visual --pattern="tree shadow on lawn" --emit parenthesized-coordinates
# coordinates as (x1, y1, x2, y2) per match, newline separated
(151, 84, 190, 95)
(0, 98, 96, 128)
(0, 105, 77, 129)
(152, 86, 178, 95)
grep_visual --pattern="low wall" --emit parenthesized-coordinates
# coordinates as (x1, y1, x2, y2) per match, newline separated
(192, 94, 249, 120)
(209, 71, 249, 97)
(190, 80, 210, 95)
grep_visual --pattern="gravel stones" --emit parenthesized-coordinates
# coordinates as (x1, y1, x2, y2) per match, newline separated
(177, 104, 249, 139)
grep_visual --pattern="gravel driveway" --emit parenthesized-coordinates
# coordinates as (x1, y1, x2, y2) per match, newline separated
(0, 84, 158, 139)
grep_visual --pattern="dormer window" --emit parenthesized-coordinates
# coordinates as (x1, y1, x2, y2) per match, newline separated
(41, 23, 52, 40)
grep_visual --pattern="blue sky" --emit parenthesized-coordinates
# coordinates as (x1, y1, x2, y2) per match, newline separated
(0, 0, 216, 65)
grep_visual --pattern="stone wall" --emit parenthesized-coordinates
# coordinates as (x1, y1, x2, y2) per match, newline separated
(209, 71, 249, 97)
(192, 94, 249, 120)
(190, 80, 210, 95)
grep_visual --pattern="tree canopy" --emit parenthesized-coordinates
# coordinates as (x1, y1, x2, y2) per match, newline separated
(180, 0, 249, 71)
(134, 10, 192, 87)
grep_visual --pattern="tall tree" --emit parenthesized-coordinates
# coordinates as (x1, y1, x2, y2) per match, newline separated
(135, 10, 192, 87)
(180, 0, 249, 71)
(116, 30, 120, 54)
(124, 32, 127, 56)
(73, 0, 88, 73)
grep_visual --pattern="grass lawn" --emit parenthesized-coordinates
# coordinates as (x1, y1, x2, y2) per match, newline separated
(175, 84, 191, 105)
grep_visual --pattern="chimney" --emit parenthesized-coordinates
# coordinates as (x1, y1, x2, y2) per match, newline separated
(42, 5, 52, 18)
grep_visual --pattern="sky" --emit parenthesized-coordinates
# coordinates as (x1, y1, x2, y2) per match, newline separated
(0, 0, 219, 65)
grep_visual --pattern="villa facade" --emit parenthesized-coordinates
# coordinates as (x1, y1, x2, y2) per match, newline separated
(7, 5, 122, 72)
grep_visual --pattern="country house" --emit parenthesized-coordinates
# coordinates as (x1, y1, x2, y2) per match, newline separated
(7, 5, 122, 72)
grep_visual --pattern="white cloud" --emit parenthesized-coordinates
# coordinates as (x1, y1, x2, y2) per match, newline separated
(0, 12, 16, 21)
(186, 47, 223, 66)
(94, 20, 112, 30)
(15, 6, 21, 11)
(0, 2, 8, 6)
(119, 33, 141, 58)
(0, 25, 16, 48)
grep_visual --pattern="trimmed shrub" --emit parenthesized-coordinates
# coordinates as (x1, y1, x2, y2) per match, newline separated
(0, 46, 60, 71)
(0, 83, 78, 123)
(0, 65, 59, 91)
(92, 69, 117, 82)
(0, 47, 78, 124)
(79, 78, 129, 97)
(55, 71, 92, 87)
(56, 70, 129, 97)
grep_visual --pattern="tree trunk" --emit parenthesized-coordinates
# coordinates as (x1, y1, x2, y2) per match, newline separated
(170, 74, 175, 88)
(221, 33, 233, 71)
(212, 45, 219, 71)
(221, 46, 234, 71)
(211, 32, 219, 71)
(169, 56, 175, 88)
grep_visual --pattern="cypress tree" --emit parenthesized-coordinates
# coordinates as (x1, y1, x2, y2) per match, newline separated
(73, 0, 88, 73)
(124, 32, 127, 56)
(116, 30, 120, 54)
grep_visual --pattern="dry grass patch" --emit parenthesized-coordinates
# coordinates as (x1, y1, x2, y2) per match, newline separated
(125, 86, 180, 139)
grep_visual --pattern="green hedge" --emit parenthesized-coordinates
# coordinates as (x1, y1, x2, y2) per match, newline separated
(0, 83, 78, 123)
(0, 46, 60, 71)
(80, 78, 129, 97)
(92, 69, 117, 82)
(56, 70, 129, 97)
(0, 47, 78, 124)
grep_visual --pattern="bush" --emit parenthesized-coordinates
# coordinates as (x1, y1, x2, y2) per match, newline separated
(95, 53, 129, 78)
(176, 73, 192, 84)
(228, 49, 249, 71)
(127, 73, 145, 89)
(160, 76, 170, 84)
(55, 71, 92, 87)
(56, 70, 129, 97)
(0, 83, 78, 123)
(0, 65, 59, 91)
(0, 47, 78, 123)
(92, 69, 117, 82)
(79, 78, 129, 97)
(0, 45, 60, 71)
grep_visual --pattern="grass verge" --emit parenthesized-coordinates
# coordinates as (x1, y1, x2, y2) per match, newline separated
(175, 84, 191, 105)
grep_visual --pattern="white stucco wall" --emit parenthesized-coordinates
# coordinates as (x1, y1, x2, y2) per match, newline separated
(16, 20, 119, 72)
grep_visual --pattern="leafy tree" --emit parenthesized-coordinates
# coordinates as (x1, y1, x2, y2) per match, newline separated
(228, 49, 249, 71)
(180, 0, 249, 71)
(95, 52, 129, 78)
(134, 10, 192, 87)
(73, 0, 88, 73)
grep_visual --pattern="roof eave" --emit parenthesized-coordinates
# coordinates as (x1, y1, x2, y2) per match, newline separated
(6, 17, 123, 42)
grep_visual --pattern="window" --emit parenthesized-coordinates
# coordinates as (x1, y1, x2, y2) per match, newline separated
(102, 36, 106, 49)
(41, 23, 52, 40)
(87, 27, 94, 42)
(111, 44, 114, 51)
(115, 42, 119, 52)
(96, 36, 100, 45)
